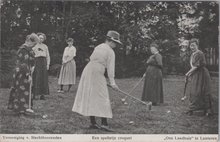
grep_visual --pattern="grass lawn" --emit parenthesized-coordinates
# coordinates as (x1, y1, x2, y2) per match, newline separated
(0, 75, 218, 134)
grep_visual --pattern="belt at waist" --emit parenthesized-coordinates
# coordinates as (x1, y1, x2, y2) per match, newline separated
(90, 60, 105, 67)
(35, 56, 46, 58)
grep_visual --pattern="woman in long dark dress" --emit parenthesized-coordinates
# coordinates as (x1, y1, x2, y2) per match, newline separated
(141, 43, 163, 106)
(32, 33, 50, 100)
(8, 33, 39, 115)
(185, 38, 212, 116)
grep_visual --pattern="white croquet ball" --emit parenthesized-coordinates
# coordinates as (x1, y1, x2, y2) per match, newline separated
(121, 98, 126, 102)
(129, 121, 134, 124)
(124, 102, 128, 105)
(167, 110, 171, 113)
(42, 114, 48, 119)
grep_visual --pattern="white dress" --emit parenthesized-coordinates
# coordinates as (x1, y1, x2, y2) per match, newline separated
(58, 46, 76, 85)
(72, 43, 116, 118)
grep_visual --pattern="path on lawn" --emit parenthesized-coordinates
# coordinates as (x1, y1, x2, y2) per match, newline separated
(0, 76, 218, 134)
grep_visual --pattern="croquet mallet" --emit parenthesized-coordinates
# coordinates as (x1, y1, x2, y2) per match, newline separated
(181, 75, 189, 101)
(108, 84, 152, 111)
(26, 67, 34, 113)
(121, 74, 145, 103)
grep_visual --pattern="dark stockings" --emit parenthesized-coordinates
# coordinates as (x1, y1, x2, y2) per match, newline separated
(68, 85, 72, 92)
(90, 116, 108, 126)
(60, 85, 63, 90)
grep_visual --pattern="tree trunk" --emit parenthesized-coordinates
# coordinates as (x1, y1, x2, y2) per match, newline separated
(64, 2, 73, 39)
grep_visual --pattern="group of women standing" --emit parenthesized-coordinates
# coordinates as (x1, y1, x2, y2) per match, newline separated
(7, 32, 77, 115)
(8, 32, 51, 115)
(7, 30, 213, 131)
(141, 39, 212, 116)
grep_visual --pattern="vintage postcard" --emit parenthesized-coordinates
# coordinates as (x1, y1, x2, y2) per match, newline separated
(0, 0, 219, 142)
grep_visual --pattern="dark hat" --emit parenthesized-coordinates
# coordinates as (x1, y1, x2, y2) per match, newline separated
(106, 30, 122, 45)
(26, 33, 39, 44)
(24, 33, 39, 47)
(66, 38, 74, 42)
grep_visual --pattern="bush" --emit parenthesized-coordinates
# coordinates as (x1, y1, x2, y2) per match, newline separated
(0, 49, 16, 88)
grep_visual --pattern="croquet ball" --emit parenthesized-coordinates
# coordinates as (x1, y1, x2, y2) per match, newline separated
(121, 98, 126, 102)
(167, 110, 171, 113)
(129, 121, 134, 124)
(124, 102, 128, 105)
(42, 114, 47, 119)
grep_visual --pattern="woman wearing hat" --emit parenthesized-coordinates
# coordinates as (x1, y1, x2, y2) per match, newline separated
(57, 38, 76, 92)
(72, 30, 121, 131)
(8, 33, 39, 115)
(141, 43, 164, 106)
(184, 38, 212, 116)
(32, 33, 50, 100)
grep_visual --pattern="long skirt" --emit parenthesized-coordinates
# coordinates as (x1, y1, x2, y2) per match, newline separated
(58, 60, 76, 85)
(72, 61, 112, 118)
(141, 66, 163, 104)
(8, 68, 31, 113)
(33, 57, 49, 97)
(187, 67, 212, 111)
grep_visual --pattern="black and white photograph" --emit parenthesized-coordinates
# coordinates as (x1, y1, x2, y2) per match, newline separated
(0, 0, 219, 142)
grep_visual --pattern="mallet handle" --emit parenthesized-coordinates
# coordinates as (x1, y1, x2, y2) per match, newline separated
(108, 84, 151, 106)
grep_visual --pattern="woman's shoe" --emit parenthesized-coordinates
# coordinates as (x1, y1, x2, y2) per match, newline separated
(89, 124, 101, 129)
(100, 125, 114, 132)
(204, 110, 212, 117)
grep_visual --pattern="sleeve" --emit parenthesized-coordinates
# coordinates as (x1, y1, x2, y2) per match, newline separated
(17, 48, 29, 74)
(155, 54, 163, 69)
(29, 50, 35, 68)
(192, 52, 206, 67)
(107, 50, 116, 85)
(62, 48, 67, 63)
(73, 46, 76, 57)
(45, 45, 50, 69)
(32, 45, 37, 57)
(145, 55, 153, 67)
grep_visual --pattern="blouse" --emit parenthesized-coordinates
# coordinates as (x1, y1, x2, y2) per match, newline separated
(146, 53, 163, 69)
(90, 43, 116, 85)
(32, 43, 50, 69)
(190, 50, 206, 68)
(62, 46, 76, 64)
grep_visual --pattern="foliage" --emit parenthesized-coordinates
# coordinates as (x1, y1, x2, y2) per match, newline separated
(0, 49, 16, 88)
(0, 1, 218, 85)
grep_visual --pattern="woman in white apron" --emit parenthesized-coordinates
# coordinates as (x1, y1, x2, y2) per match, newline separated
(72, 31, 122, 131)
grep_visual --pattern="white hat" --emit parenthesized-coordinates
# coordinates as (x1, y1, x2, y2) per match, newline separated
(106, 30, 122, 45)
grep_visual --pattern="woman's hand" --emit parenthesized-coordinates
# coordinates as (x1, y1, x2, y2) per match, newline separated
(185, 71, 192, 77)
(111, 84, 119, 91)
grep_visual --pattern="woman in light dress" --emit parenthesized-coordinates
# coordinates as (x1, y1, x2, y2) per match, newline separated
(72, 31, 122, 131)
(58, 38, 76, 92)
